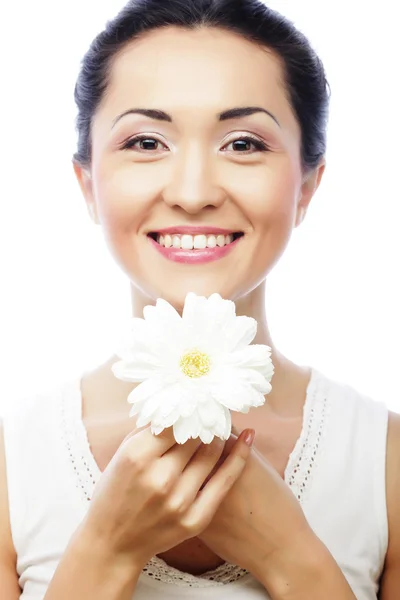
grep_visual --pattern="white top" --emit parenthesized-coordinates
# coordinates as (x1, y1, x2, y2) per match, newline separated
(3, 367, 388, 599)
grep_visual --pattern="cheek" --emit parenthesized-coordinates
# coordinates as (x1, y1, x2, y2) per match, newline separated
(230, 164, 298, 227)
(93, 161, 161, 230)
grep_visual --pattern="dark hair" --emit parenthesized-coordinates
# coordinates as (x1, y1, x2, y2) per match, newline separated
(72, 0, 330, 175)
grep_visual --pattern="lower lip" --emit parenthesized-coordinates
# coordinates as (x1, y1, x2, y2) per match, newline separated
(148, 235, 243, 264)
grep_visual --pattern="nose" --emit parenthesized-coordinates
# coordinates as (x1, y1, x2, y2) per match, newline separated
(162, 143, 226, 214)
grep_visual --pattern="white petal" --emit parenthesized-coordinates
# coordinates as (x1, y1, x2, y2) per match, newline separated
(221, 316, 257, 352)
(136, 393, 164, 422)
(128, 380, 179, 427)
(222, 407, 232, 439)
(143, 298, 182, 327)
(151, 424, 166, 436)
(173, 413, 201, 444)
(201, 406, 231, 442)
(127, 376, 172, 405)
(178, 394, 198, 418)
(182, 292, 208, 323)
(181, 294, 238, 354)
(211, 366, 272, 394)
(135, 412, 153, 428)
(167, 381, 200, 418)
(111, 357, 161, 383)
(206, 294, 236, 323)
(208, 380, 266, 412)
(140, 300, 184, 352)
(204, 294, 236, 329)
(152, 406, 182, 429)
(114, 317, 166, 359)
(197, 397, 221, 428)
(224, 345, 274, 377)
(199, 428, 214, 444)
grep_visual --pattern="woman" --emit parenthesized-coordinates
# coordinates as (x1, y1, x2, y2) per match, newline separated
(1, 0, 399, 598)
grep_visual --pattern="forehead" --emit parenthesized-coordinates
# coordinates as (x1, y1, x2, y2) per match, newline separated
(96, 26, 298, 133)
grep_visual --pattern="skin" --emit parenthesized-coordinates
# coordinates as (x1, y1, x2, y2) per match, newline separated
(0, 21, 400, 600)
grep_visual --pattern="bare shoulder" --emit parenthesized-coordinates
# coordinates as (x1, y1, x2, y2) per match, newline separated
(379, 411, 400, 597)
(385, 411, 400, 533)
(0, 420, 22, 597)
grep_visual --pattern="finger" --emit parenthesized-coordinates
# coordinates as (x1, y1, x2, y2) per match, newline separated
(120, 421, 149, 444)
(218, 427, 243, 459)
(185, 430, 253, 528)
(231, 424, 241, 437)
(153, 436, 203, 477)
(167, 436, 226, 508)
(121, 424, 179, 459)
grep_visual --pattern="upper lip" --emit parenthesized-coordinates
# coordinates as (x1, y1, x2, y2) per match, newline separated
(149, 226, 241, 236)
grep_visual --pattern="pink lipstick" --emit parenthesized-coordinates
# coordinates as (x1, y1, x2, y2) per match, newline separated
(147, 229, 244, 265)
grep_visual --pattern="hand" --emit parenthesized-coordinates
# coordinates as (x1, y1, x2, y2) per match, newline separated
(198, 430, 313, 583)
(80, 425, 253, 569)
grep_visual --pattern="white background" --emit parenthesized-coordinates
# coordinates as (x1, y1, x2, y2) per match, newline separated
(0, 1, 399, 414)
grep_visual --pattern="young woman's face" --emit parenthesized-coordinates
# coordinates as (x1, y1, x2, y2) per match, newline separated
(75, 26, 324, 309)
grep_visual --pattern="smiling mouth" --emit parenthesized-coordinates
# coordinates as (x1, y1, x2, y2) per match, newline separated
(148, 231, 244, 250)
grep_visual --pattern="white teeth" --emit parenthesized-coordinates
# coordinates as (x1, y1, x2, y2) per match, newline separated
(193, 235, 207, 249)
(181, 235, 194, 250)
(216, 235, 226, 247)
(155, 233, 237, 249)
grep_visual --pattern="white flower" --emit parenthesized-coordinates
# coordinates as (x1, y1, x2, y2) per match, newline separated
(112, 292, 274, 444)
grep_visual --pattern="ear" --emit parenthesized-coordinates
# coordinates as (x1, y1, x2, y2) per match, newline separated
(72, 160, 99, 225)
(295, 160, 326, 228)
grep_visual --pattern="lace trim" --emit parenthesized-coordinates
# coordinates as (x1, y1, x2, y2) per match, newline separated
(60, 378, 99, 503)
(143, 556, 249, 588)
(60, 367, 330, 587)
(285, 370, 330, 504)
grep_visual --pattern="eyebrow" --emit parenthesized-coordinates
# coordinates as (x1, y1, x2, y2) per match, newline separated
(111, 106, 281, 129)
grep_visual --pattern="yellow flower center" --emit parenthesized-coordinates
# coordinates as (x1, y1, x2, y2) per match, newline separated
(180, 349, 211, 378)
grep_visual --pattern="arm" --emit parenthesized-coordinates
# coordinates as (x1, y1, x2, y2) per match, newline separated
(263, 411, 400, 600)
(0, 420, 141, 600)
(0, 421, 22, 600)
(255, 527, 356, 599)
(378, 411, 400, 599)
(43, 523, 142, 600)
(199, 434, 357, 599)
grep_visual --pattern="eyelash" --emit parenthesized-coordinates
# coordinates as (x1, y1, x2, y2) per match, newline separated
(120, 134, 270, 154)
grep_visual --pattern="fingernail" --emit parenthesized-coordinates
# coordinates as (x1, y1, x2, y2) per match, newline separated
(243, 428, 255, 447)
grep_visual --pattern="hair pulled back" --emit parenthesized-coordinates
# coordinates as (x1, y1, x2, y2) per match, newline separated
(73, 0, 330, 175)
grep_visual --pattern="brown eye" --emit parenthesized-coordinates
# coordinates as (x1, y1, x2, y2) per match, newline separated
(121, 136, 167, 151)
(223, 136, 270, 154)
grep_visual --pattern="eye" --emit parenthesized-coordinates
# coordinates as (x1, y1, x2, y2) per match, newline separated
(121, 135, 168, 152)
(222, 135, 270, 154)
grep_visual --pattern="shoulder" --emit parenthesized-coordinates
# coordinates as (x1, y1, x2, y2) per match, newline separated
(378, 411, 400, 594)
(385, 411, 400, 546)
(0, 420, 17, 565)
(320, 370, 388, 436)
(0, 420, 21, 597)
(2, 377, 78, 430)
